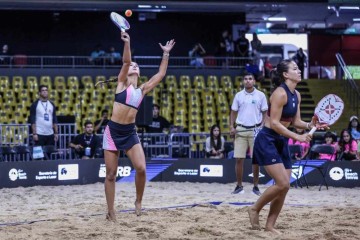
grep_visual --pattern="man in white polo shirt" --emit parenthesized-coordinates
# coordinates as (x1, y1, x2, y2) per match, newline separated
(30, 85, 59, 148)
(230, 73, 268, 195)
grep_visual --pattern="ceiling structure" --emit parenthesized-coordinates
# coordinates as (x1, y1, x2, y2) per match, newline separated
(0, 0, 359, 29)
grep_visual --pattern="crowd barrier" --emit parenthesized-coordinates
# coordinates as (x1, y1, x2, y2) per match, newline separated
(0, 123, 234, 160)
(0, 158, 359, 189)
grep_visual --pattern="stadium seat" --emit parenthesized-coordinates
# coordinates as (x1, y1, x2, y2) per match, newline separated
(12, 76, 24, 93)
(206, 75, 219, 92)
(40, 76, 52, 89)
(193, 75, 206, 92)
(179, 75, 191, 93)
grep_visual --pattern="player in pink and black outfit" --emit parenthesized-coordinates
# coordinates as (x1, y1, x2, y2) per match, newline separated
(103, 31, 175, 221)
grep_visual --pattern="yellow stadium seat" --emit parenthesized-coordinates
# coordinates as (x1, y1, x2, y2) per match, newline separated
(0, 76, 10, 93)
(54, 76, 66, 94)
(206, 75, 219, 92)
(220, 75, 234, 93)
(165, 75, 177, 93)
(234, 76, 242, 90)
(81, 76, 93, 85)
(40, 76, 52, 89)
(12, 76, 24, 93)
(193, 75, 205, 92)
(179, 75, 191, 93)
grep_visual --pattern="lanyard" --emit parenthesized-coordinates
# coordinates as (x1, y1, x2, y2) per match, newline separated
(84, 134, 93, 146)
(40, 101, 48, 112)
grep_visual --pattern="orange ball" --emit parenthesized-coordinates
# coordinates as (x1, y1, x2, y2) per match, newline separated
(125, 9, 132, 17)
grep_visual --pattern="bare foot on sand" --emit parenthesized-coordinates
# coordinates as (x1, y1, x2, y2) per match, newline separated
(265, 227, 282, 235)
(135, 200, 142, 216)
(247, 207, 260, 230)
(106, 210, 117, 222)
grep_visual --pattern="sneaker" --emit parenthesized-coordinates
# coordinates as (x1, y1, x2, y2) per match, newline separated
(252, 186, 261, 196)
(231, 185, 244, 194)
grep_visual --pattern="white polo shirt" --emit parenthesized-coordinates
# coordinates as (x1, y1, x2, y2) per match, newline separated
(231, 88, 268, 126)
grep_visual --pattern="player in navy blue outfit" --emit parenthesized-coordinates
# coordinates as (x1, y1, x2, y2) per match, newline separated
(248, 59, 326, 234)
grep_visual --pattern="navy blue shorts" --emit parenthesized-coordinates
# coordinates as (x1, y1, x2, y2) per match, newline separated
(252, 127, 292, 169)
(103, 120, 140, 151)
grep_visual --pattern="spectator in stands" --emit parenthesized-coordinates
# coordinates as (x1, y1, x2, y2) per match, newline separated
(205, 124, 225, 159)
(338, 129, 358, 161)
(188, 43, 206, 68)
(248, 59, 325, 233)
(0, 44, 11, 65)
(70, 120, 101, 159)
(250, 33, 262, 55)
(288, 128, 310, 160)
(218, 30, 234, 66)
(318, 131, 338, 161)
(145, 104, 171, 133)
(245, 57, 261, 82)
(292, 48, 307, 79)
(101, 31, 175, 221)
(94, 109, 109, 134)
(234, 30, 249, 59)
(347, 115, 360, 141)
(30, 85, 58, 148)
(89, 44, 106, 65)
(229, 73, 268, 196)
(107, 46, 121, 65)
(264, 57, 273, 78)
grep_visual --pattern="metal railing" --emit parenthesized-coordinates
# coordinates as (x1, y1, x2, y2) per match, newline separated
(0, 124, 235, 161)
(336, 53, 360, 116)
(0, 55, 251, 69)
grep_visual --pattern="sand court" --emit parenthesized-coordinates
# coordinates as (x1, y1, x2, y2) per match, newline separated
(0, 182, 359, 239)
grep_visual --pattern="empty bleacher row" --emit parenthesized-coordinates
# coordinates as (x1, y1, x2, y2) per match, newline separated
(0, 75, 268, 134)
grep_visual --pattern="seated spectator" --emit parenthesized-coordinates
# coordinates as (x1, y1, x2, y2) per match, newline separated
(245, 58, 260, 81)
(338, 129, 358, 161)
(145, 104, 171, 133)
(0, 44, 11, 65)
(288, 128, 310, 160)
(89, 44, 106, 65)
(188, 43, 206, 68)
(318, 131, 338, 161)
(70, 120, 101, 159)
(107, 46, 121, 65)
(205, 124, 225, 159)
(94, 109, 109, 134)
(348, 115, 360, 141)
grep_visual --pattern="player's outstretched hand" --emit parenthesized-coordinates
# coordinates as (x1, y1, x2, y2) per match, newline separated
(159, 39, 176, 53)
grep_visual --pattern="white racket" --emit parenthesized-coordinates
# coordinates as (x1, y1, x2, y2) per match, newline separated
(309, 94, 344, 135)
(110, 12, 130, 32)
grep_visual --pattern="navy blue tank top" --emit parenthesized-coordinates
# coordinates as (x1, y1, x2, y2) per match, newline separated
(268, 83, 298, 122)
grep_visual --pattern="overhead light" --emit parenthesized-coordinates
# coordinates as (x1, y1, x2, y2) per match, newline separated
(267, 17, 287, 21)
(340, 6, 360, 10)
(354, 18, 360, 21)
(138, 5, 152, 8)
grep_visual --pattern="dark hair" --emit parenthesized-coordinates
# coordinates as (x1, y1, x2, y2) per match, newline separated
(347, 117, 360, 133)
(324, 131, 336, 143)
(338, 129, 355, 151)
(38, 85, 48, 92)
(270, 59, 294, 91)
(101, 109, 108, 115)
(83, 120, 93, 127)
(243, 72, 255, 79)
(209, 124, 222, 150)
(153, 104, 160, 110)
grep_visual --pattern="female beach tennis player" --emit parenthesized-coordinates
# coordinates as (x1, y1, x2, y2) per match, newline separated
(248, 59, 326, 234)
(103, 31, 175, 221)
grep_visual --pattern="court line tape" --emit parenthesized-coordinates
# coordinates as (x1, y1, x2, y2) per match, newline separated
(0, 201, 320, 227)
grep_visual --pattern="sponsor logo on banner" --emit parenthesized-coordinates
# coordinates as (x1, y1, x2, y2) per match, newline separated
(35, 171, 57, 181)
(329, 167, 358, 181)
(8, 168, 28, 181)
(200, 165, 223, 177)
(58, 164, 79, 180)
(174, 169, 199, 176)
(98, 164, 132, 178)
(329, 167, 344, 181)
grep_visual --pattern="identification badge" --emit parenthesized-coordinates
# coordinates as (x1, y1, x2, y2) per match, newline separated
(85, 147, 91, 156)
(44, 113, 49, 121)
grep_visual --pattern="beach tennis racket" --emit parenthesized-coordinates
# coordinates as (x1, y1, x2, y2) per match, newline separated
(309, 94, 344, 135)
(110, 12, 130, 32)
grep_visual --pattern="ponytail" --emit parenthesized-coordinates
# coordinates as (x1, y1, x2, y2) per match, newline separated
(270, 59, 293, 93)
